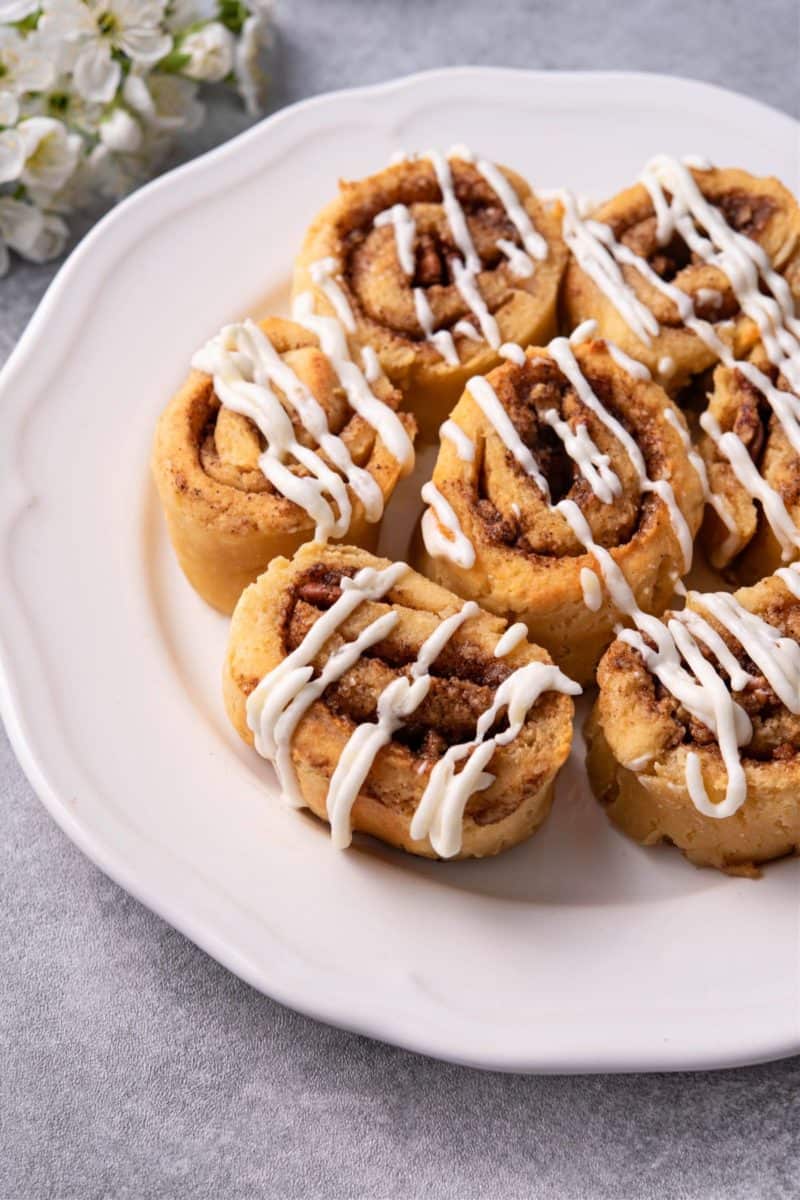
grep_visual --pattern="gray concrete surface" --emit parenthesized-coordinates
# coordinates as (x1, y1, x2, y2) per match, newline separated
(2, 2, 800, 1197)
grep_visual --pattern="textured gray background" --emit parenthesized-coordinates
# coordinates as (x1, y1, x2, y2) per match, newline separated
(2, 2, 800, 1197)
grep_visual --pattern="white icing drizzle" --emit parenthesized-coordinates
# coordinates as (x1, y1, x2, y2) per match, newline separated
(657, 355, 675, 379)
(697, 287, 723, 309)
(662, 406, 738, 545)
(493, 622, 528, 658)
(625, 753, 653, 771)
(420, 482, 476, 568)
(558, 155, 800, 558)
(360, 345, 381, 383)
(558, 498, 757, 818)
(292, 290, 415, 471)
(569, 319, 598, 346)
(248, 559, 578, 858)
(475, 156, 548, 260)
(560, 189, 660, 344)
(510, 502, 521, 518)
(579, 567, 603, 612)
(543, 408, 621, 505)
(466, 375, 551, 496)
(452, 257, 501, 348)
(548, 335, 694, 572)
(414, 287, 459, 365)
(700, 410, 800, 561)
(409, 659, 580, 857)
(605, 340, 652, 381)
(426, 149, 481, 274)
(374, 203, 416, 276)
(246, 562, 408, 807)
(499, 341, 526, 365)
(617, 580, 800, 819)
(497, 237, 534, 278)
(454, 319, 481, 340)
(387, 147, 549, 366)
(326, 600, 480, 848)
(192, 319, 384, 539)
(308, 257, 356, 332)
(423, 332, 695, 580)
(440, 418, 476, 462)
(777, 562, 800, 599)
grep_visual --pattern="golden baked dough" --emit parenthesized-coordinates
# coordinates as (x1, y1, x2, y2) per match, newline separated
(413, 337, 705, 683)
(587, 571, 800, 876)
(224, 542, 578, 860)
(699, 346, 800, 582)
(562, 166, 800, 392)
(292, 153, 567, 440)
(152, 316, 415, 613)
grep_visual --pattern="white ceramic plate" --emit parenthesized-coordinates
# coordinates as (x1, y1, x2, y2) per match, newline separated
(2, 68, 799, 1074)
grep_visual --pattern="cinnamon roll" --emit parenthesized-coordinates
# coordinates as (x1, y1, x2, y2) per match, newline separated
(152, 316, 415, 613)
(561, 158, 800, 393)
(586, 567, 800, 876)
(698, 345, 800, 582)
(414, 333, 705, 683)
(292, 149, 567, 440)
(223, 542, 579, 860)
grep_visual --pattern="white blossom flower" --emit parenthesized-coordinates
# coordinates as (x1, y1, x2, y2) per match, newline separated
(0, 26, 55, 97)
(19, 207, 68, 261)
(41, 0, 173, 104)
(18, 116, 82, 193)
(87, 137, 162, 199)
(124, 70, 203, 131)
(0, 0, 269, 271)
(0, 123, 23, 181)
(0, 0, 39, 24)
(234, 14, 267, 116)
(0, 194, 48, 274)
(165, 0, 216, 31)
(0, 88, 19, 126)
(99, 105, 143, 153)
(180, 22, 235, 83)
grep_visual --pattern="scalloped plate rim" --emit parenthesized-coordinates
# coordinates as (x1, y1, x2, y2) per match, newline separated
(1, 66, 799, 1074)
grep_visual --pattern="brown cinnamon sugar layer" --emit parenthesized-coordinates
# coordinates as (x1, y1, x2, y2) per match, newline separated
(413, 338, 704, 683)
(151, 316, 415, 614)
(223, 542, 576, 860)
(587, 574, 800, 876)
(699, 345, 800, 582)
(563, 166, 800, 392)
(292, 154, 568, 441)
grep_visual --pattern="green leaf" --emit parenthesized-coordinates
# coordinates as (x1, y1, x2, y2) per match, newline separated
(157, 49, 192, 73)
(218, 0, 249, 34)
(12, 10, 41, 32)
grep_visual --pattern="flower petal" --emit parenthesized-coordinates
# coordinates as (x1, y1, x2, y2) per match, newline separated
(0, 195, 43, 253)
(0, 0, 39, 21)
(118, 27, 173, 66)
(72, 41, 121, 104)
(0, 89, 19, 127)
(0, 128, 24, 184)
(20, 211, 68, 263)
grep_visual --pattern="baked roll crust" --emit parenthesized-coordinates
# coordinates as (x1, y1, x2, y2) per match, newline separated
(413, 336, 705, 683)
(587, 569, 800, 876)
(223, 542, 578, 860)
(699, 346, 800, 582)
(562, 163, 800, 393)
(152, 316, 415, 613)
(292, 151, 567, 440)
